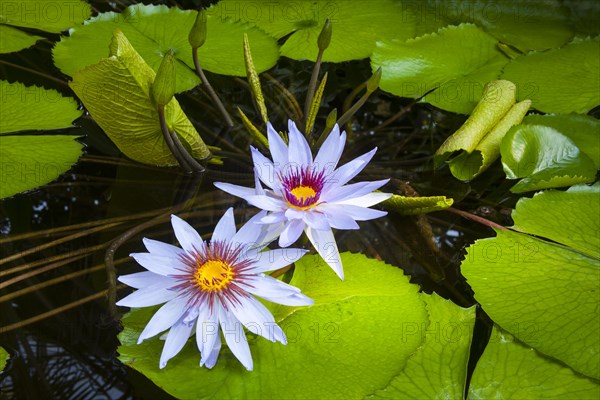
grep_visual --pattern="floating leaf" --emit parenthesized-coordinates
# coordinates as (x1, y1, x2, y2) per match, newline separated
(0, 81, 82, 134)
(462, 184, 600, 379)
(383, 194, 453, 215)
(372, 24, 509, 114)
(53, 4, 280, 93)
(501, 124, 597, 192)
(469, 326, 600, 399)
(521, 114, 600, 167)
(0, 25, 43, 53)
(118, 252, 428, 399)
(0, 0, 91, 33)
(0, 347, 7, 371)
(208, 0, 415, 62)
(502, 37, 600, 114)
(372, 293, 476, 399)
(70, 30, 210, 166)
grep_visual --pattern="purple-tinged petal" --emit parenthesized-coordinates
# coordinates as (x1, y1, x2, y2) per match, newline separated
(219, 307, 253, 371)
(287, 120, 312, 166)
(116, 282, 178, 308)
(201, 331, 221, 369)
(317, 204, 360, 229)
(258, 212, 287, 224)
(214, 182, 256, 200)
(212, 207, 236, 243)
(227, 296, 286, 344)
(159, 317, 195, 368)
(278, 219, 305, 247)
(171, 215, 203, 255)
(239, 274, 301, 298)
(249, 248, 308, 273)
(260, 292, 314, 307)
(129, 253, 184, 276)
(143, 238, 185, 257)
(314, 125, 346, 171)
(305, 227, 344, 280)
(303, 210, 330, 230)
(267, 122, 288, 166)
(251, 147, 277, 189)
(137, 296, 189, 343)
(284, 208, 304, 220)
(245, 194, 286, 212)
(322, 179, 389, 203)
(118, 271, 164, 289)
(336, 192, 392, 207)
(327, 203, 388, 221)
(325, 148, 377, 188)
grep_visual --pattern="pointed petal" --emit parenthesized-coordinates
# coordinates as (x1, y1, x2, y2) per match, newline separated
(314, 125, 345, 171)
(232, 210, 284, 251)
(143, 238, 185, 257)
(250, 248, 308, 273)
(219, 308, 253, 371)
(318, 204, 360, 229)
(196, 304, 221, 367)
(212, 208, 236, 243)
(336, 192, 392, 207)
(287, 120, 312, 166)
(227, 296, 286, 344)
(267, 122, 288, 166)
(214, 182, 256, 200)
(251, 147, 277, 189)
(323, 179, 389, 203)
(129, 253, 184, 276)
(138, 296, 189, 343)
(258, 212, 287, 224)
(201, 331, 221, 369)
(303, 211, 331, 230)
(245, 195, 286, 212)
(325, 148, 377, 188)
(284, 208, 304, 220)
(278, 219, 305, 247)
(118, 271, 164, 289)
(260, 292, 314, 307)
(116, 280, 178, 308)
(240, 274, 301, 298)
(159, 317, 195, 368)
(171, 215, 203, 255)
(306, 227, 344, 280)
(324, 203, 387, 221)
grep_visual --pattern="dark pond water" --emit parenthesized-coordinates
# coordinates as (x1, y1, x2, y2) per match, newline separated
(0, 1, 524, 398)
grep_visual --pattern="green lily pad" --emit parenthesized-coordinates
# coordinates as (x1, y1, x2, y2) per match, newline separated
(372, 293, 476, 399)
(461, 184, 600, 380)
(383, 194, 453, 215)
(0, 347, 8, 371)
(53, 4, 280, 93)
(118, 252, 428, 399)
(372, 24, 509, 114)
(500, 124, 597, 193)
(208, 0, 416, 62)
(469, 326, 600, 399)
(0, 0, 91, 33)
(521, 114, 600, 168)
(0, 25, 43, 53)
(0, 81, 82, 134)
(502, 37, 600, 114)
(69, 30, 210, 166)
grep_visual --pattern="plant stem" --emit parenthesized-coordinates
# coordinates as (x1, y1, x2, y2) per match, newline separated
(303, 49, 324, 133)
(192, 47, 234, 127)
(446, 207, 508, 231)
(157, 105, 192, 172)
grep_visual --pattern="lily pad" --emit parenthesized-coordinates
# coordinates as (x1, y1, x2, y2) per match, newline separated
(383, 194, 453, 215)
(69, 30, 210, 166)
(500, 124, 597, 192)
(461, 184, 600, 380)
(0, 25, 43, 53)
(118, 252, 428, 399)
(0, 0, 91, 33)
(372, 293, 476, 399)
(469, 326, 600, 399)
(372, 24, 509, 114)
(53, 4, 280, 93)
(0, 80, 83, 199)
(208, 0, 416, 62)
(521, 114, 600, 167)
(502, 37, 600, 114)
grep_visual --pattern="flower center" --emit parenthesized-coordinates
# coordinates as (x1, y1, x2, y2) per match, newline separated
(193, 259, 234, 292)
(281, 166, 325, 210)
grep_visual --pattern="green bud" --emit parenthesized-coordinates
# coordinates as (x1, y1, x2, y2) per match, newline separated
(151, 49, 177, 107)
(189, 10, 207, 49)
(366, 67, 382, 93)
(317, 18, 332, 51)
(325, 108, 338, 129)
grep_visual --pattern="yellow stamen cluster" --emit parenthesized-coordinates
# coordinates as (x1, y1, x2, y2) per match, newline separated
(193, 260, 234, 292)
(290, 186, 317, 201)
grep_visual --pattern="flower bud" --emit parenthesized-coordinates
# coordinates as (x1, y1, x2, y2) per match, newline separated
(189, 10, 207, 49)
(151, 49, 177, 107)
(367, 67, 382, 93)
(317, 19, 332, 52)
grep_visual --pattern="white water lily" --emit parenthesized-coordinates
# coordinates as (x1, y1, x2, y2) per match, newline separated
(116, 208, 313, 371)
(215, 120, 391, 280)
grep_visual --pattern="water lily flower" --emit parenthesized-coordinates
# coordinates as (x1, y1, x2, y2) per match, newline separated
(116, 208, 313, 371)
(215, 121, 391, 280)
